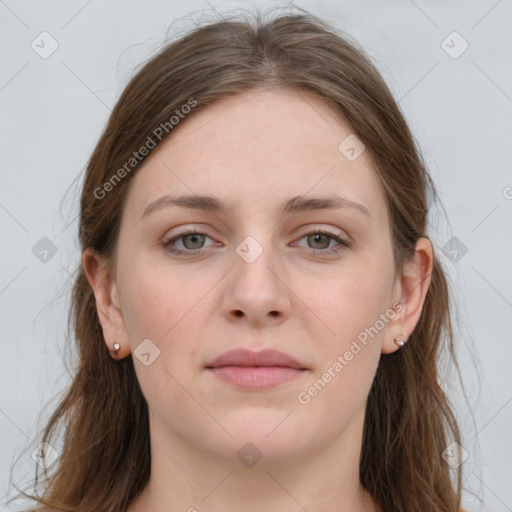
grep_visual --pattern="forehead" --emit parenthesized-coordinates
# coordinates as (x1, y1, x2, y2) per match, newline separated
(123, 89, 387, 222)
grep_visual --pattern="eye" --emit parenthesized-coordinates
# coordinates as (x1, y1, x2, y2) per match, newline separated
(163, 228, 217, 256)
(293, 227, 350, 257)
(163, 227, 350, 257)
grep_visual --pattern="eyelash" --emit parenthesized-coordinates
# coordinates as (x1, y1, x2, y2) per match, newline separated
(163, 227, 350, 258)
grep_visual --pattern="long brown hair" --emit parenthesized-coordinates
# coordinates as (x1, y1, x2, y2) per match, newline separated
(13, 7, 466, 512)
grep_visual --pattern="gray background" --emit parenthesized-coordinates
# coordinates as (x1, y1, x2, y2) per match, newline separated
(1, 1, 511, 510)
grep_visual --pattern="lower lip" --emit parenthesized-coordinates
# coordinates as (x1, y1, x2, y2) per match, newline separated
(207, 366, 306, 390)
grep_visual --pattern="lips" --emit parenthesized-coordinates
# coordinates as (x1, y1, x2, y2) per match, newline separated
(205, 348, 308, 370)
(205, 349, 309, 390)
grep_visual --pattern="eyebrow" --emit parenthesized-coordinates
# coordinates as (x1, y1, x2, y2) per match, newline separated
(141, 193, 371, 220)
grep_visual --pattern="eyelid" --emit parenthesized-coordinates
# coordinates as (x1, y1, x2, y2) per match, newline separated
(296, 224, 348, 239)
(164, 223, 347, 240)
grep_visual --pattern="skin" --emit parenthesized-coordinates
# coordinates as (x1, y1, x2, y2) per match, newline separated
(83, 89, 433, 512)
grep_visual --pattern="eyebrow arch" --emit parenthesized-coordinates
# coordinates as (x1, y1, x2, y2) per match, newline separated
(140, 193, 371, 220)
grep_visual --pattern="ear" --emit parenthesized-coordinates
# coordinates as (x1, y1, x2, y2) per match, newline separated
(381, 237, 434, 354)
(82, 247, 131, 360)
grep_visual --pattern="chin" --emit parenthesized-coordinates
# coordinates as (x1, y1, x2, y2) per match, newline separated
(224, 413, 312, 449)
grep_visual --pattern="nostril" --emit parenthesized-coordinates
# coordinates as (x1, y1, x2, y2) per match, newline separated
(234, 310, 243, 317)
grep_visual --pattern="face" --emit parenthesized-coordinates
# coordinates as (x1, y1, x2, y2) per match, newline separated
(90, 89, 412, 467)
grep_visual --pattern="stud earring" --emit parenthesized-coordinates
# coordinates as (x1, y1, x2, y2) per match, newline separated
(394, 333, 409, 347)
(113, 341, 120, 352)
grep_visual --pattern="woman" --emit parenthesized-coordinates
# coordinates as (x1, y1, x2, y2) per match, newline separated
(16, 8, 466, 512)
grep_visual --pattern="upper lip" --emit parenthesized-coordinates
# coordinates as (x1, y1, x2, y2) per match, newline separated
(205, 349, 308, 369)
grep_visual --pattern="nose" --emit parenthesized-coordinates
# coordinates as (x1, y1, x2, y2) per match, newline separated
(221, 238, 291, 327)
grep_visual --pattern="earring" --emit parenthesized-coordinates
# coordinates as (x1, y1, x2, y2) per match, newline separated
(113, 340, 120, 352)
(394, 333, 409, 347)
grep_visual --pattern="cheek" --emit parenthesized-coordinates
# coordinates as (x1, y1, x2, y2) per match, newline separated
(119, 261, 215, 377)
(119, 269, 209, 418)
(301, 260, 394, 345)
(119, 240, 200, 326)
(295, 276, 389, 424)
(295, 256, 394, 403)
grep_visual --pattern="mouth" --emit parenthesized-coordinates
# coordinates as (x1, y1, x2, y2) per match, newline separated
(204, 348, 309, 390)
